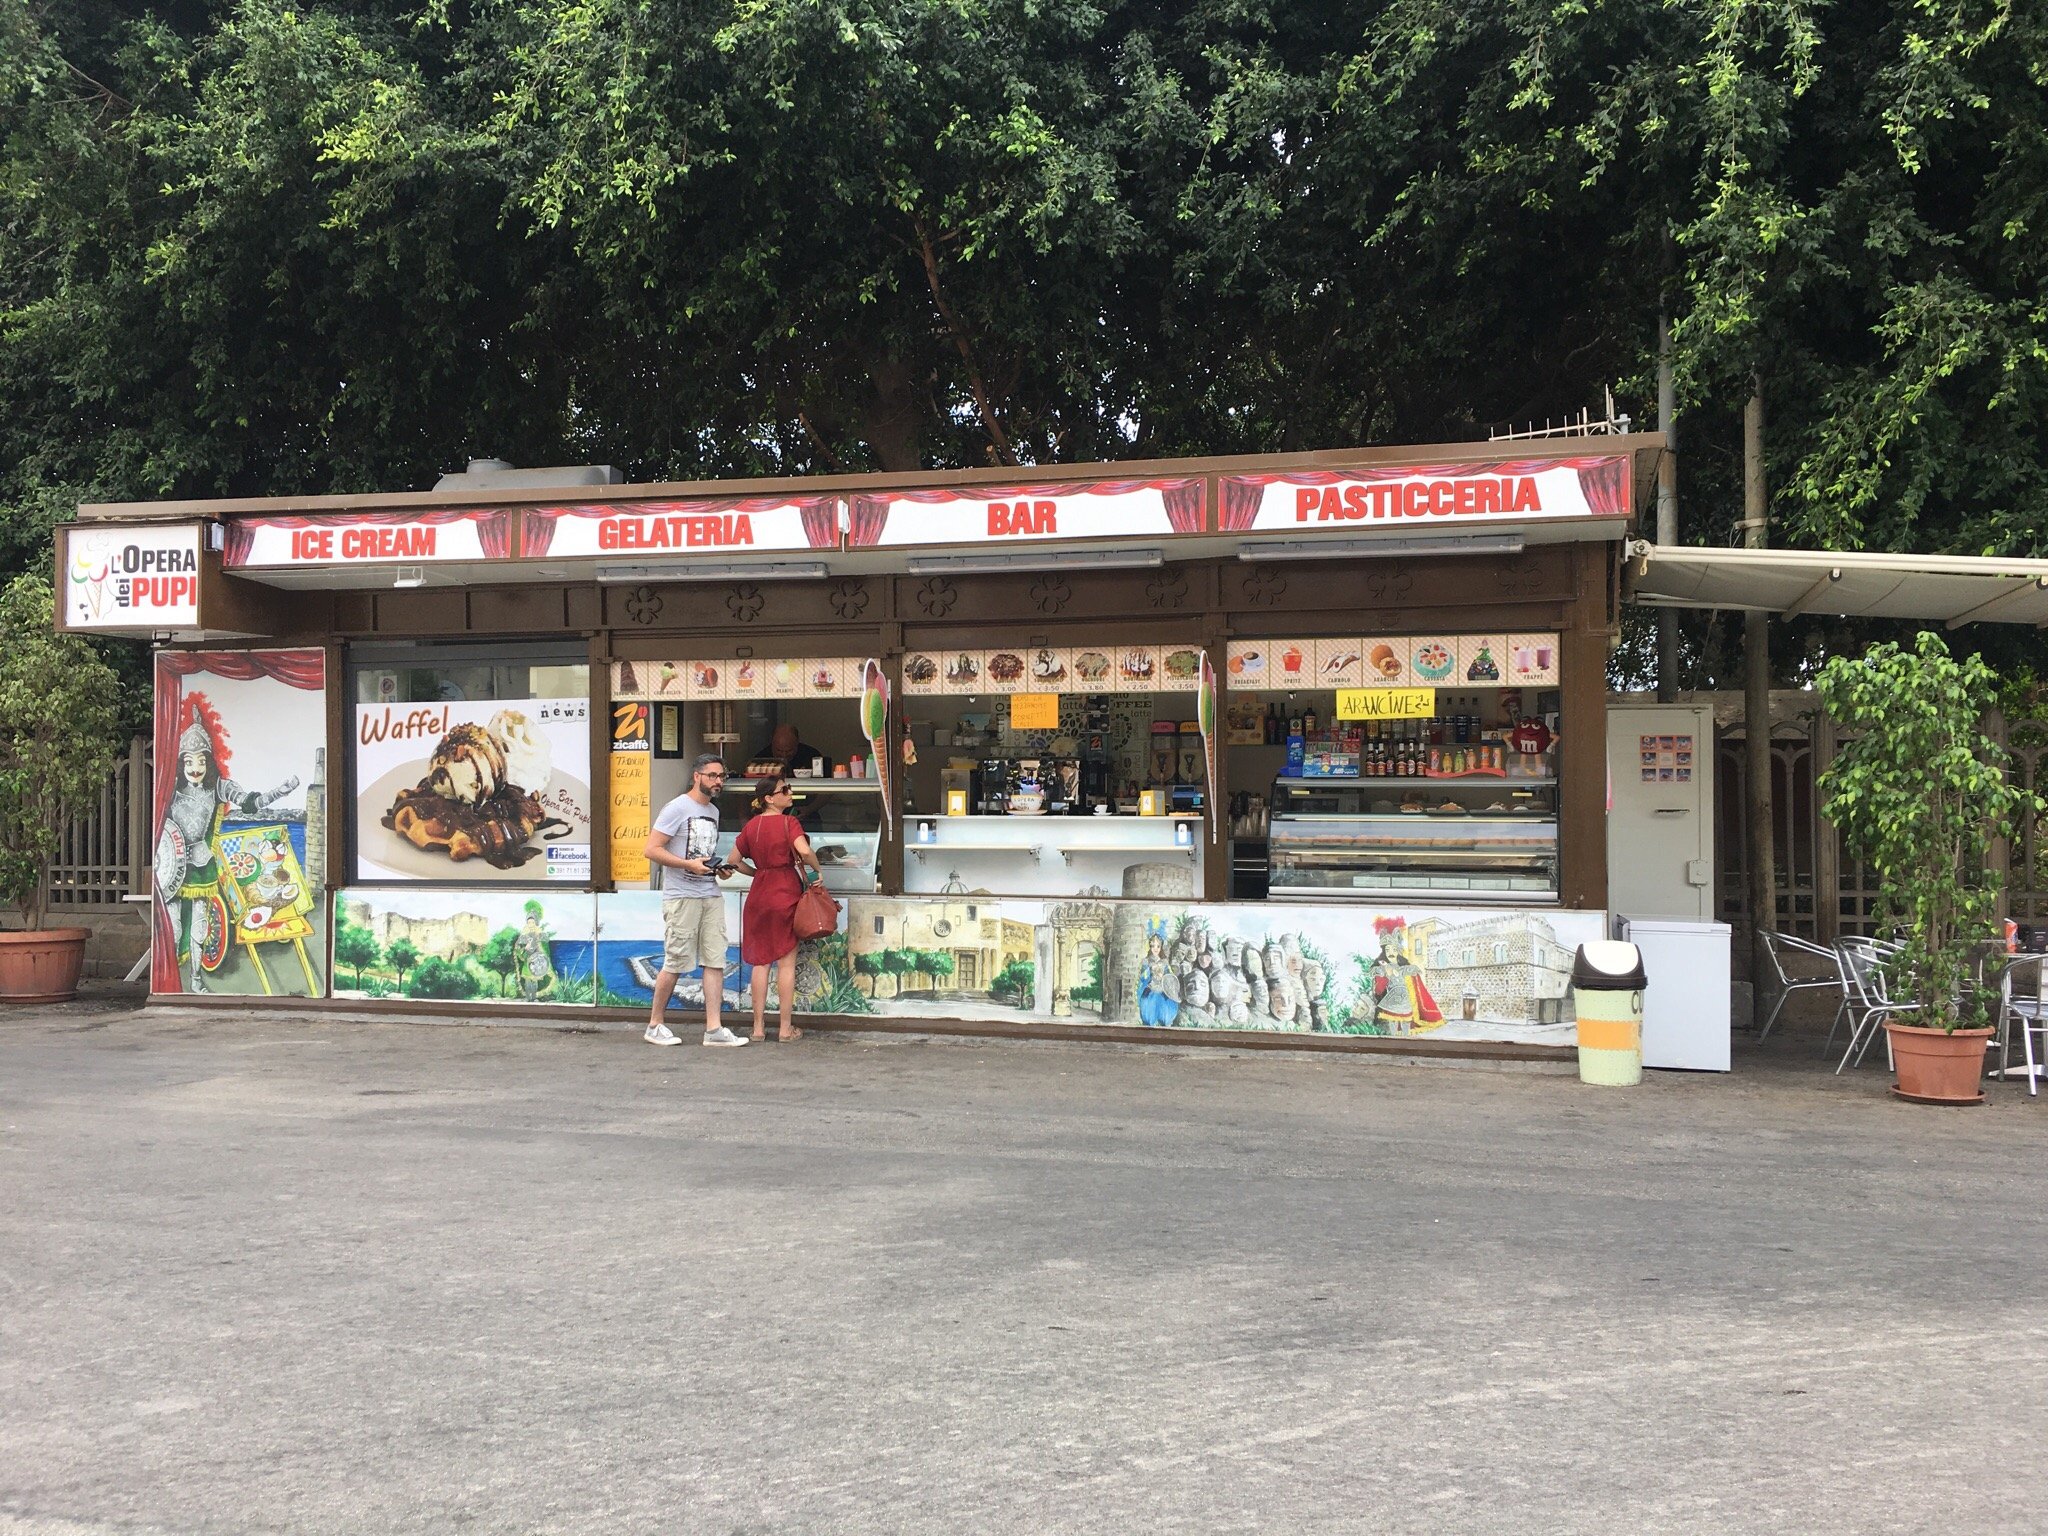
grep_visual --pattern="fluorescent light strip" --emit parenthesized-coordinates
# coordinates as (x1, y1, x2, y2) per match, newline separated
(904, 548, 1165, 576)
(595, 560, 831, 583)
(1238, 534, 1525, 562)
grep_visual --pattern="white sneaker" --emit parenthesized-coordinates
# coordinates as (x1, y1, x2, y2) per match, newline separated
(702, 1026, 749, 1048)
(644, 1023, 682, 1046)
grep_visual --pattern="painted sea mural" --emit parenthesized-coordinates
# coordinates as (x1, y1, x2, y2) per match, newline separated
(593, 892, 868, 1016)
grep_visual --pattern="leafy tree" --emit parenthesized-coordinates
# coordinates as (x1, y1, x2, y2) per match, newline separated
(1070, 950, 1104, 1006)
(990, 958, 1034, 1005)
(1817, 633, 2039, 1031)
(853, 951, 884, 997)
(477, 927, 520, 997)
(0, 574, 122, 929)
(408, 955, 480, 1000)
(383, 937, 419, 989)
(878, 948, 914, 999)
(332, 922, 380, 990)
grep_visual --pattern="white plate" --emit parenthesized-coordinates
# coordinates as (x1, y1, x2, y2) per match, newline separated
(355, 761, 591, 882)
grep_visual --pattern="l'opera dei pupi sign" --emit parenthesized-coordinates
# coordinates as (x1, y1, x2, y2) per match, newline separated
(63, 524, 203, 629)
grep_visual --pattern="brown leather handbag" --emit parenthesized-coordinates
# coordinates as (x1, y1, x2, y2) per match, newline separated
(791, 867, 840, 942)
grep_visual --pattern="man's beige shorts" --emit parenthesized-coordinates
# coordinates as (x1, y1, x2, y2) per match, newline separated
(662, 896, 727, 974)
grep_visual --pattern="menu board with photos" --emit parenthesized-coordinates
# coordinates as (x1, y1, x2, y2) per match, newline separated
(610, 657, 864, 701)
(899, 642, 1201, 696)
(1226, 633, 1560, 689)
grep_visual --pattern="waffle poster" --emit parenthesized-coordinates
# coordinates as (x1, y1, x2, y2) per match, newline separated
(354, 699, 592, 882)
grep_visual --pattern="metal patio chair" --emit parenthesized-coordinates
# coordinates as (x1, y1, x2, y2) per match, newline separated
(1759, 931, 1842, 1044)
(1835, 936, 1919, 1073)
(1994, 953, 2048, 1097)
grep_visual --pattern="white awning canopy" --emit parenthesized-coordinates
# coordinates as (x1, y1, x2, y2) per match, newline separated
(1627, 542, 2048, 628)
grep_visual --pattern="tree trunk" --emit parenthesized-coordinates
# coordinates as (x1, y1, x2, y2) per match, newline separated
(1656, 306, 1679, 702)
(862, 352, 924, 472)
(1743, 380, 1776, 992)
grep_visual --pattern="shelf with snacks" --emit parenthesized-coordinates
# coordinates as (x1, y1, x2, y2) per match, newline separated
(1275, 774, 1557, 788)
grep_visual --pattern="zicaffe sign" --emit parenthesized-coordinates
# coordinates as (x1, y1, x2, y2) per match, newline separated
(1219, 456, 1631, 534)
(62, 524, 204, 630)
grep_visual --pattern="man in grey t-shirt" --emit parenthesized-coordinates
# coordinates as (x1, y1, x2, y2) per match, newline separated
(643, 753, 747, 1047)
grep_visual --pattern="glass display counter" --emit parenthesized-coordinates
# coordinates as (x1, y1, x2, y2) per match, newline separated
(1267, 775, 1557, 901)
(903, 814, 1202, 898)
(715, 781, 883, 896)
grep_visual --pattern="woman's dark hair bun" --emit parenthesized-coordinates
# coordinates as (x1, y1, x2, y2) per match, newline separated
(751, 773, 787, 812)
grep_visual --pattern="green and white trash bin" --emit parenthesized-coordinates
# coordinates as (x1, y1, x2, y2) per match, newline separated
(1572, 940, 1647, 1086)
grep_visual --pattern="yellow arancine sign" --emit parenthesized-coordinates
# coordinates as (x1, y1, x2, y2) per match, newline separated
(1335, 687, 1436, 721)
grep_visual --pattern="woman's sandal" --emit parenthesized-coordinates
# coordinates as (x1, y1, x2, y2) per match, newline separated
(778, 1026, 803, 1042)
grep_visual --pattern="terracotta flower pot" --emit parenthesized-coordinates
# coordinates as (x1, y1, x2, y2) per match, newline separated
(1885, 1021, 1993, 1106)
(0, 927, 92, 1004)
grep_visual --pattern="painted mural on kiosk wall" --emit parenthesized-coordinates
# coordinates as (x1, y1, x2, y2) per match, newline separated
(840, 895, 1601, 1045)
(152, 650, 329, 997)
(330, 889, 596, 1003)
(594, 891, 866, 1016)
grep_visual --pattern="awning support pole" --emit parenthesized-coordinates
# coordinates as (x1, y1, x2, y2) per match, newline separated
(1656, 305, 1679, 702)
(1743, 379, 1777, 998)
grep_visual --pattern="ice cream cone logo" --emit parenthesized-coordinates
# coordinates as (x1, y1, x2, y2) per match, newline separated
(68, 538, 113, 619)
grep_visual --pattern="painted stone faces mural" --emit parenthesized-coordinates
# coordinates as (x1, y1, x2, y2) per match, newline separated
(152, 650, 329, 997)
(843, 896, 1600, 1044)
(331, 889, 596, 1003)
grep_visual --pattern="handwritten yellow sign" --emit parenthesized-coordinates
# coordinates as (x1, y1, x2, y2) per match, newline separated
(1335, 687, 1436, 721)
(1010, 693, 1059, 730)
(609, 749, 652, 884)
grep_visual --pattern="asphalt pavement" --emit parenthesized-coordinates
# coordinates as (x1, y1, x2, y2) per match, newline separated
(4, 1001, 2046, 1534)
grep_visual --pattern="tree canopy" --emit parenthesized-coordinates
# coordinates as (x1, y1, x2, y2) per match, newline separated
(4, 0, 2042, 683)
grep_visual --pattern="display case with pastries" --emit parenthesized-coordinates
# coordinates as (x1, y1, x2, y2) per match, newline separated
(1266, 776, 1558, 901)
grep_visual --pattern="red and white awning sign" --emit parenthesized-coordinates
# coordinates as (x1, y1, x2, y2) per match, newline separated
(1220, 456, 1631, 534)
(520, 497, 839, 559)
(224, 509, 511, 567)
(847, 478, 1206, 548)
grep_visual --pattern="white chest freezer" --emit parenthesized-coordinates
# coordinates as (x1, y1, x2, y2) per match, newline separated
(1618, 915, 1732, 1071)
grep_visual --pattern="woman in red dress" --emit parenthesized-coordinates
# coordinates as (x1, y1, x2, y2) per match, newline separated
(732, 773, 821, 1041)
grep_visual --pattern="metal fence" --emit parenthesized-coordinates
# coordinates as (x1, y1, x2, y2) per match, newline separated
(46, 736, 151, 908)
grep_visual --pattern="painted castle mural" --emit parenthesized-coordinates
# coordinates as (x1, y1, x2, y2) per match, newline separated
(321, 882, 1592, 1046)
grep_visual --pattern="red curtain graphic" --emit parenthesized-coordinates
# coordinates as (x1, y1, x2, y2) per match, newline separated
(1220, 479, 1266, 531)
(1221, 456, 1632, 523)
(1160, 482, 1206, 533)
(222, 509, 511, 566)
(520, 497, 841, 557)
(1574, 456, 1630, 516)
(150, 649, 326, 993)
(798, 499, 839, 550)
(848, 496, 892, 548)
(520, 509, 557, 560)
(844, 478, 1202, 547)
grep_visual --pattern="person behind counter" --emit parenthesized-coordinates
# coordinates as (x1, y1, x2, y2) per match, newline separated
(731, 773, 822, 1043)
(753, 721, 831, 777)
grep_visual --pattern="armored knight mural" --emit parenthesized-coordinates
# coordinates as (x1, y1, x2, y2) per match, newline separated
(151, 651, 329, 996)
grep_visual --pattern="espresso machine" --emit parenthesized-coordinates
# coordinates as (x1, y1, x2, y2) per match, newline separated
(973, 757, 1012, 815)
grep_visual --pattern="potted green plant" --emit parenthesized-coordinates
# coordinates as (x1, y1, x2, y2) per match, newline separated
(1816, 632, 2038, 1102)
(0, 573, 124, 1002)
